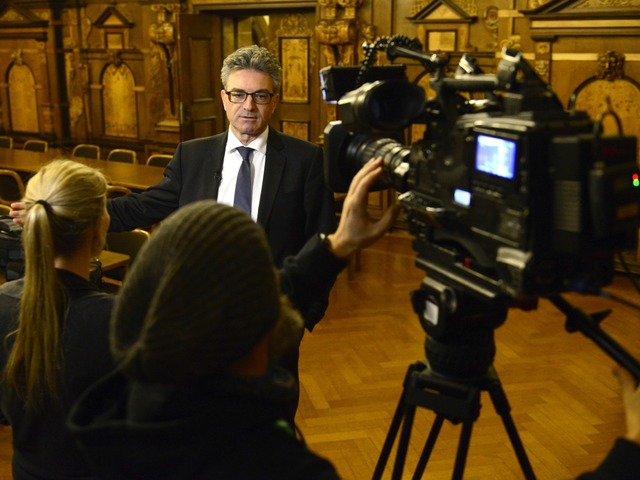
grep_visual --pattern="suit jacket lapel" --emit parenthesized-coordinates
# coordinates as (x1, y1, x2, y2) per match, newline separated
(210, 133, 227, 199)
(257, 130, 285, 227)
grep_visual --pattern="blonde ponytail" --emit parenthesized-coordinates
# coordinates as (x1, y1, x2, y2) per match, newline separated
(3, 160, 107, 410)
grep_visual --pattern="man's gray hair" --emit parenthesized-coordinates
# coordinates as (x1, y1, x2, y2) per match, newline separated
(221, 45, 283, 92)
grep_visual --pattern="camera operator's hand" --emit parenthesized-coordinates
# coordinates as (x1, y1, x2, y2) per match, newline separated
(325, 157, 400, 260)
(9, 202, 26, 224)
(616, 366, 640, 444)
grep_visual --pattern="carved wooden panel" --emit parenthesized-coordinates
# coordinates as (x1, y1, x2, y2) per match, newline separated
(570, 52, 640, 162)
(102, 63, 138, 138)
(574, 80, 639, 134)
(280, 37, 309, 104)
(281, 120, 309, 141)
(8, 62, 38, 133)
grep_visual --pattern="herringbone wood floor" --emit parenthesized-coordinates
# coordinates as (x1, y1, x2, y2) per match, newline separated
(0, 232, 637, 479)
(296, 232, 640, 479)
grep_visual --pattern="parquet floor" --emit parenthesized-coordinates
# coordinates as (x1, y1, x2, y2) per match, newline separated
(296, 232, 640, 479)
(0, 232, 637, 479)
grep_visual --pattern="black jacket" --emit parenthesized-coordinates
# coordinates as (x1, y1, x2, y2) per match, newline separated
(68, 368, 340, 480)
(0, 270, 115, 480)
(577, 438, 640, 480)
(108, 130, 337, 267)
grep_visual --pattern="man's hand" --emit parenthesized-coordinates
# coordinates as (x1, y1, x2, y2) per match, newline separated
(9, 202, 26, 224)
(326, 157, 400, 259)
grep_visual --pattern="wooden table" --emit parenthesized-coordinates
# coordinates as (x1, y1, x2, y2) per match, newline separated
(0, 250, 130, 286)
(98, 250, 131, 274)
(0, 148, 165, 191)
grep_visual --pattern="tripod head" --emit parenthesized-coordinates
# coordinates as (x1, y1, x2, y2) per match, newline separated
(411, 264, 639, 382)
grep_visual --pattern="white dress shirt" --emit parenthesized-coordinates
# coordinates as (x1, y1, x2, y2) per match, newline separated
(217, 128, 268, 221)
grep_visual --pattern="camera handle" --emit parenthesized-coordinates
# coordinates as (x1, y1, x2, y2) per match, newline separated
(372, 361, 536, 480)
(548, 294, 640, 382)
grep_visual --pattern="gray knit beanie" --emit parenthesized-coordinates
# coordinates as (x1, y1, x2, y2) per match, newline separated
(110, 200, 280, 383)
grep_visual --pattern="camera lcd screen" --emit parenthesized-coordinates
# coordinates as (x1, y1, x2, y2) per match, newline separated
(475, 134, 517, 180)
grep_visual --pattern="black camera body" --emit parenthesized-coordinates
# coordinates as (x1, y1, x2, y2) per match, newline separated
(323, 43, 639, 304)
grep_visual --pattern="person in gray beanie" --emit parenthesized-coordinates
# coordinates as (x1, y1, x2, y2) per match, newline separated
(110, 200, 284, 383)
(68, 157, 399, 479)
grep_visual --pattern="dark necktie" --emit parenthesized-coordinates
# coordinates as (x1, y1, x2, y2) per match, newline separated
(234, 146, 253, 214)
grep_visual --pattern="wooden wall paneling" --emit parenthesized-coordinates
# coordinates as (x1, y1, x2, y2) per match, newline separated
(88, 50, 105, 140)
(272, 12, 319, 142)
(524, 2, 640, 107)
(7, 53, 39, 133)
(56, 2, 180, 154)
(47, 6, 71, 145)
(61, 7, 89, 142)
(0, 3, 59, 144)
(102, 59, 138, 138)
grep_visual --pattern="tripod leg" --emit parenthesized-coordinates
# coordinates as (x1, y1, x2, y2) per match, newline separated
(375, 362, 428, 480)
(392, 404, 417, 480)
(488, 380, 536, 480)
(412, 415, 445, 480)
(452, 420, 474, 480)
(373, 390, 407, 480)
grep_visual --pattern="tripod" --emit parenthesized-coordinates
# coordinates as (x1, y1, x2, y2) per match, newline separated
(372, 361, 536, 480)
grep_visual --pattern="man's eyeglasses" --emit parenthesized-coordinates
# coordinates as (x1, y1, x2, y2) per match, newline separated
(225, 90, 275, 105)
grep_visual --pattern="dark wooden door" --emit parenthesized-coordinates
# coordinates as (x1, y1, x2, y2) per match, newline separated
(177, 14, 223, 141)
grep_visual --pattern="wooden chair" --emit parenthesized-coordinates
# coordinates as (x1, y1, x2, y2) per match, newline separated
(107, 185, 132, 199)
(103, 229, 151, 285)
(146, 153, 172, 168)
(107, 149, 137, 164)
(0, 169, 25, 206)
(0, 136, 13, 149)
(72, 144, 101, 160)
(23, 139, 48, 152)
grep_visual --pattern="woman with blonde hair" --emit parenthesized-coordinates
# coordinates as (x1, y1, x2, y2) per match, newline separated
(0, 159, 114, 479)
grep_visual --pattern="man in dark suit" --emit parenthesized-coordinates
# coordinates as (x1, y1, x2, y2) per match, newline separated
(108, 44, 336, 268)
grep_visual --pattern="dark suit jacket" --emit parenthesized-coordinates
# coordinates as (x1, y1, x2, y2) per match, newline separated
(108, 129, 336, 266)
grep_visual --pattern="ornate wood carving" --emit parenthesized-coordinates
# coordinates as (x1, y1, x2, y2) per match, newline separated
(569, 51, 640, 162)
(149, 4, 181, 131)
(596, 51, 625, 81)
(281, 120, 310, 140)
(316, 19, 357, 66)
(94, 7, 134, 50)
(0, 2, 48, 41)
(316, 0, 363, 68)
(533, 41, 550, 82)
(272, 14, 314, 108)
(409, 0, 477, 53)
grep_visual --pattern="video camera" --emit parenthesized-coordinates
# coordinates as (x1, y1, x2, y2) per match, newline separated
(321, 36, 640, 377)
